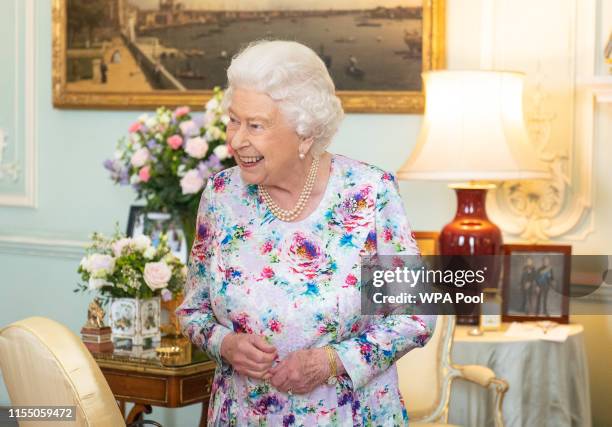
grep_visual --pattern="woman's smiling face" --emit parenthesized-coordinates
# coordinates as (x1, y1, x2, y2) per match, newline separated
(226, 87, 311, 186)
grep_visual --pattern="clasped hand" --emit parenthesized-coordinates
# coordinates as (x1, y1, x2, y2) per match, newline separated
(220, 333, 329, 394)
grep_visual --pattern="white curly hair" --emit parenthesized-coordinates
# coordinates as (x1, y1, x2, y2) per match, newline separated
(222, 39, 344, 156)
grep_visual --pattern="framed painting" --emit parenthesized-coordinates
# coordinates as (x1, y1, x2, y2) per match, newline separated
(501, 244, 571, 324)
(52, 0, 445, 113)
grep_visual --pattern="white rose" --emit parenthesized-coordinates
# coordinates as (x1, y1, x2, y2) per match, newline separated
(138, 113, 149, 123)
(112, 237, 133, 257)
(130, 147, 150, 168)
(130, 133, 142, 144)
(206, 97, 219, 111)
(143, 246, 156, 259)
(159, 112, 171, 125)
(163, 253, 178, 263)
(87, 254, 115, 277)
(88, 277, 112, 290)
(205, 126, 222, 142)
(145, 116, 158, 129)
(213, 144, 229, 160)
(134, 235, 152, 251)
(185, 137, 209, 159)
(180, 169, 205, 195)
(144, 261, 172, 290)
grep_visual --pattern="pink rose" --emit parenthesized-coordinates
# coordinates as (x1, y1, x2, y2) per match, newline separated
(130, 147, 150, 168)
(180, 169, 205, 194)
(184, 137, 209, 159)
(174, 106, 190, 118)
(139, 165, 151, 182)
(167, 135, 183, 150)
(143, 261, 172, 290)
(128, 122, 142, 133)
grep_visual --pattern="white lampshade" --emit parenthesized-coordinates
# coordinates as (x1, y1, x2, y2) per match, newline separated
(397, 70, 549, 182)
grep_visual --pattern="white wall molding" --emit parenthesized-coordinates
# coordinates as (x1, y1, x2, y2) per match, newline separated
(0, 0, 37, 207)
(0, 234, 86, 259)
(486, 0, 596, 242)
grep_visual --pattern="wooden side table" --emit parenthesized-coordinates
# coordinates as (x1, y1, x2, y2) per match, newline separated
(93, 342, 216, 426)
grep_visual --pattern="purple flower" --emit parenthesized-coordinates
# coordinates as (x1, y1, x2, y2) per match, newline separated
(195, 154, 222, 181)
(147, 139, 158, 149)
(119, 168, 129, 185)
(191, 113, 205, 128)
(103, 158, 115, 171)
(204, 153, 221, 170)
(103, 159, 130, 186)
(161, 288, 172, 302)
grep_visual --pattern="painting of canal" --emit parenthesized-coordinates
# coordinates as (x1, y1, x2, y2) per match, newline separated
(64, 0, 425, 93)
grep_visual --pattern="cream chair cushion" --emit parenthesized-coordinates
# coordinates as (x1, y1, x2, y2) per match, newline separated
(0, 317, 126, 427)
(397, 314, 446, 419)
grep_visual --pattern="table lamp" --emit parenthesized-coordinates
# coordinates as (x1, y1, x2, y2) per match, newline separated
(397, 70, 550, 324)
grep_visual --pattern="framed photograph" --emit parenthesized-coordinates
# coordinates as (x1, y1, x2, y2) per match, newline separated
(126, 205, 188, 264)
(52, 0, 445, 113)
(501, 244, 572, 324)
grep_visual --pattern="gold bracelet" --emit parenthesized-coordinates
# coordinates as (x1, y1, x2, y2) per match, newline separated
(324, 345, 337, 379)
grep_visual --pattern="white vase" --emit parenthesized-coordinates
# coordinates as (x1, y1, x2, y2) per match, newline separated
(109, 297, 161, 351)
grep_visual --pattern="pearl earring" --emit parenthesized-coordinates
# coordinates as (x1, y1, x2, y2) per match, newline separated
(298, 152, 305, 160)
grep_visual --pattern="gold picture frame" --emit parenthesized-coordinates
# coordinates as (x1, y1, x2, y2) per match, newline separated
(52, 0, 445, 113)
(413, 231, 439, 256)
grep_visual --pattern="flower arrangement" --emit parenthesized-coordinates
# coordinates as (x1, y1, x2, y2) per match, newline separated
(75, 230, 187, 303)
(103, 87, 235, 250)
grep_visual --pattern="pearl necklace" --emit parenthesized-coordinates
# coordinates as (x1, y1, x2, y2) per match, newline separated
(258, 157, 320, 222)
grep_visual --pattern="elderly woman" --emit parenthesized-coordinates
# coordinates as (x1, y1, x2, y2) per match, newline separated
(177, 40, 436, 426)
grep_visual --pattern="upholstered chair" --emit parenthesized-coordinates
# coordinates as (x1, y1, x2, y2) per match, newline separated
(397, 315, 509, 427)
(0, 317, 160, 427)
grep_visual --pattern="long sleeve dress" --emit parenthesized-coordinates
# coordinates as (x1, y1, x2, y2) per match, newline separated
(176, 154, 437, 426)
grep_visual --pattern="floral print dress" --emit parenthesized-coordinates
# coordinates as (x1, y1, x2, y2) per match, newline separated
(177, 154, 436, 426)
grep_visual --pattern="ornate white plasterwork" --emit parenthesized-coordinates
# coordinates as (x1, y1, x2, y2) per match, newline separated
(0, 128, 20, 182)
(484, 0, 597, 242)
(0, 0, 37, 207)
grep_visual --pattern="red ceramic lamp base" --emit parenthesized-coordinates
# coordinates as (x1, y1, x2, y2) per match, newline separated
(439, 185, 503, 325)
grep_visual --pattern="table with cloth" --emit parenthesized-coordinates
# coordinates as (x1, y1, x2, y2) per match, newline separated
(448, 324, 591, 427)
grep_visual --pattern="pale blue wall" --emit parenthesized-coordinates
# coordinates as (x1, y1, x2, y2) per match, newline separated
(1, 1, 611, 426)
